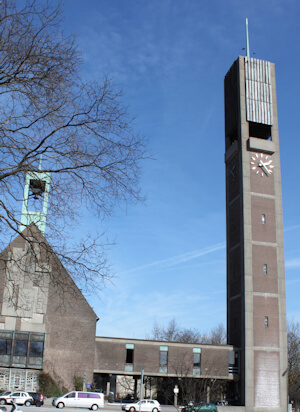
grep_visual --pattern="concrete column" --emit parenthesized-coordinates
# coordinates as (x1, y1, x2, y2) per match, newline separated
(207, 386, 211, 403)
(134, 378, 138, 399)
(106, 380, 111, 397)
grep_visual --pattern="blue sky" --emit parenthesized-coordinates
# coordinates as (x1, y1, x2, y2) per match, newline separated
(62, 0, 300, 338)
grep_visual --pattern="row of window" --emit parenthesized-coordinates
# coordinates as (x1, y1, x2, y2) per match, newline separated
(125, 344, 201, 373)
(258, 214, 269, 275)
(0, 339, 44, 357)
(260, 214, 270, 327)
(261, 215, 268, 274)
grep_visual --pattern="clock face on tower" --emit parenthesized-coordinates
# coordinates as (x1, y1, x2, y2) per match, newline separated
(250, 153, 273, 177)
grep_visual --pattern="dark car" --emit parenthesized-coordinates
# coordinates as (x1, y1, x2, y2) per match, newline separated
(181, 404, 195, 412)
(27, 393, 44, 407)
(122, 394, 135, 405)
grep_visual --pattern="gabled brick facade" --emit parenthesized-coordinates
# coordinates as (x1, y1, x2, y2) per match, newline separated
(0, 225, 98, 390)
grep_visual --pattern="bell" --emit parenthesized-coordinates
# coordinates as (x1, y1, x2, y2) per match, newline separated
(29, 179, 46, 199)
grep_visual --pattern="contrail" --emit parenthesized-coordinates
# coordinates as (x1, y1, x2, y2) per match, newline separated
(285, 258, 300, 269)
(120, 242, 225, 275)
(284, 224, 300, 233)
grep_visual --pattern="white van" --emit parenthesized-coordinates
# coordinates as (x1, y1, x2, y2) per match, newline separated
(52, 391, 104, 410)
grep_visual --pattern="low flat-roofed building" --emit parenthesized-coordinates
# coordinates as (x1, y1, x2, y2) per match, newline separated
(93, 336, 240, 402)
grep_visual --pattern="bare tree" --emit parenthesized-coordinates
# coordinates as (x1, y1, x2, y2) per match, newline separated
(287, 319, 300, 405)
(150, 319, 201, 343)
(149, 319, 228, 405)
(0, 0, 147, 295)
(198, 324, 227, 345)
(153, 350, 227, 406)
(149, 319, 226, 345)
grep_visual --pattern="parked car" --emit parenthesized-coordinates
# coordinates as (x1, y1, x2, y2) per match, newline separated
(180, 404, 195, 412)
(122, 400, 161, 412)
(198, 404, 218, 412)
(215, 400, 228, 406)
(52, 391, 104, 410)
(0, 391, 33, 406)
(0, 393, 12, 397)
(28, 393, 44, 407)
(122, 395, 135, 403)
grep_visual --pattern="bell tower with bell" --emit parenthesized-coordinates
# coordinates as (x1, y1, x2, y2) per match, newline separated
(20, 158, 51, 234)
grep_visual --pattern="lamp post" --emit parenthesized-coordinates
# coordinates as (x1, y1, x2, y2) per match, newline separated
(174, 385, 179, 407)
(139, 369, 144, 412)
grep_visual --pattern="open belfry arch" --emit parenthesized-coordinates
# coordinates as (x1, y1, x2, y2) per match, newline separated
(224, 34, 288, 412)
(20, 158, 51, 235)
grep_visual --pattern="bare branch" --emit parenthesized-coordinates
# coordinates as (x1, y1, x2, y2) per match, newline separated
(0, 0, 148, 296)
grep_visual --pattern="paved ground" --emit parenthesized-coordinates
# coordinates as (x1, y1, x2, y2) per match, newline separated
(2, 403, 182, 412)
(1, 400, 246, 412)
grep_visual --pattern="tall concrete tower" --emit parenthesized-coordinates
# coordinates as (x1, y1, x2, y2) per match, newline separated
(224, 55, 288, 410)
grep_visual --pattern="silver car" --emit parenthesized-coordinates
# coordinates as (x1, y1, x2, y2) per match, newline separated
(0, 391, 33, 406)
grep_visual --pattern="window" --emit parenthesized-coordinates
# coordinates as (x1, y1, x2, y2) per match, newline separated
(78, 393, 88, 398)
(160, 351, 167, 365)
(263, 264, 267, 275)
(125, 343, 134, 364)
(160, 346, 168, 366)
(125, 343, 134, 372)
(14, 340, 28, 356)
(265, 316, 269, 327)
(0, 339, 11, 355)
(262, 214, 266, 224)
(29, 341, 44, 357)
(193, 348, 201, 367)
(65, 392, 75, 398)
(193, 348, 201, 376)
(159, 346, 168, 373)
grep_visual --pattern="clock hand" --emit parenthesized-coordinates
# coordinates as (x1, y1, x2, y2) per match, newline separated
(259, 161, 269, 176)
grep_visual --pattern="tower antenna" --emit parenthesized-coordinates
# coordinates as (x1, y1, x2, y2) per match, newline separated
(245, 18, 250, 57)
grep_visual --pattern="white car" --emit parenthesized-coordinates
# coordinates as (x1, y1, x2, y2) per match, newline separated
(0, 391, 33, 406)
(122, 400, 161, 412)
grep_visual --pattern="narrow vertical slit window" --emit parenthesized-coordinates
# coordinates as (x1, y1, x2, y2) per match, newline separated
(262, 214, 266, 224)
(159, 346, 168, 374)
(126, 344, 134, 363)
(125, 343, 134, 372)
(263, 264, 267, 275)
(265, 316, 269, 327)
(193, 348, 201, 376)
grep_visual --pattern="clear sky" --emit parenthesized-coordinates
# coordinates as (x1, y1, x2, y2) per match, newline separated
(62, 0, 300, 339)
